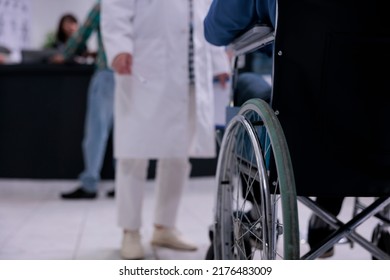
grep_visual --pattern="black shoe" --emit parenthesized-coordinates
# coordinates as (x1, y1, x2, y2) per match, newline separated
(61, 187, 97, 200)
(106, 189, 115, 198)
(307, 215, 335, 258)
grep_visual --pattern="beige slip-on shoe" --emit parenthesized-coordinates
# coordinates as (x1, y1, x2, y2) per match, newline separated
(151, 228, 198, 251)
(121, 231, 145, 260)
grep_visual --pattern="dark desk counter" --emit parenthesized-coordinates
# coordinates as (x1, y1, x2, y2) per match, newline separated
(0, 64, 216, 179)
(0, 64, 100, 179)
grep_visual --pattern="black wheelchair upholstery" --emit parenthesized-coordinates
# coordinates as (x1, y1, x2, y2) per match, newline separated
(272, 0, 390, 196)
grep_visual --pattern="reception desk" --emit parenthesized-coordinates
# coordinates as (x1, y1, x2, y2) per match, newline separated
(0, 64, 216, 179)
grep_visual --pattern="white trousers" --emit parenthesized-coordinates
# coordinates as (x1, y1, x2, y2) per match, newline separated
(116, 158, 191, 231)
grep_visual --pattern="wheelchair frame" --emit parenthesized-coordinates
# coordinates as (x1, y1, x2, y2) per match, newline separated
(210, 24, 390, 260)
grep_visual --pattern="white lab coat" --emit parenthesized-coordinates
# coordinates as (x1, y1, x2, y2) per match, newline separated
(101, 0, 230, 159)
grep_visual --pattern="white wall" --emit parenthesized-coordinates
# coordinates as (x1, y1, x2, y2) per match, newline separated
(31, 0, 97, 49)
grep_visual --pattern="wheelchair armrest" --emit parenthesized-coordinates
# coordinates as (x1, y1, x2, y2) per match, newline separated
(229, 25, 275, 56)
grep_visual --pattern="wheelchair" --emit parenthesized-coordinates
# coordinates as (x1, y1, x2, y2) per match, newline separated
(207, 0, 390, 260)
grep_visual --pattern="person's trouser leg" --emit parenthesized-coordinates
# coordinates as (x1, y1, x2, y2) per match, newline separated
(79, 69, 114, 192)
(153, 158, 192, 228)
(234, 72, 272, 106)
(116, 158, 149, 231)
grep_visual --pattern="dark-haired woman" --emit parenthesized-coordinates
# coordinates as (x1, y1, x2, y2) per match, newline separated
(50, 14, 87, 60)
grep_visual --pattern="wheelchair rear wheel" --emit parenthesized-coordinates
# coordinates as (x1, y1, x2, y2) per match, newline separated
(214, 99, 300, 259)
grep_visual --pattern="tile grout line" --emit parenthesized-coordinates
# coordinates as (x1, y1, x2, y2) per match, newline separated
(71, 204, 90, 260)
(0, 199, 47, 252)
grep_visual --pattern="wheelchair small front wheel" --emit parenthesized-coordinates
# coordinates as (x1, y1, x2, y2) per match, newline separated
(371, 224, 390, 260)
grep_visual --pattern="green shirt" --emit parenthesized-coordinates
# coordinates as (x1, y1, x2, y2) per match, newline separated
(62, 3, 108, 70)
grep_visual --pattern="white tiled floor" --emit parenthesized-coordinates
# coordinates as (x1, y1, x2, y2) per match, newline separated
(0, 178, 384, 260)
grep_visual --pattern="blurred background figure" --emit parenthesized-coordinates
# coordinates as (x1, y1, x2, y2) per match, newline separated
(45, 13, 88, 63)
(51, 1, 115, 199)
(49, 14, 79, 50)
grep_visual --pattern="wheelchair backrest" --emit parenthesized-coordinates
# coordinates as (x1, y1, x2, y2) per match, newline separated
(271, 0, 390, 196)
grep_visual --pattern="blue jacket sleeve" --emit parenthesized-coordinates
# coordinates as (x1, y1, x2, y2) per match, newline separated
(204, 0, 257, 46)
(204, 0, 276, 46)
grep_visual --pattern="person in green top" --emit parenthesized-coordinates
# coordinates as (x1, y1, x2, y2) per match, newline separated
(47, 13, 86, 59)
(54, 1, 115, 199)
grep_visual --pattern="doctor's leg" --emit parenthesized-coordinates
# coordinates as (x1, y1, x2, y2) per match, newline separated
(116, 158, 148, 259)
(151, 158, 197, 251)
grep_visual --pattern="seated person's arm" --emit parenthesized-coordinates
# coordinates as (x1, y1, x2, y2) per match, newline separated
(204, 0, 258, 46)
(204, 0, 276, 47)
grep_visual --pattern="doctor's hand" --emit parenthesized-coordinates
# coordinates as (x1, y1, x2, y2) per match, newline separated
(215, 73, 230, 89)
(0, 54, 6, 64)
(112, 53, 132, 75)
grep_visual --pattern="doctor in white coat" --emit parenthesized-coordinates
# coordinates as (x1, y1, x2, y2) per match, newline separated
(101, 0, 230, 259)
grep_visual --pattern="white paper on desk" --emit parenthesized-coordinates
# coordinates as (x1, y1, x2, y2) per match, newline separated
(213, 82, 231, 127)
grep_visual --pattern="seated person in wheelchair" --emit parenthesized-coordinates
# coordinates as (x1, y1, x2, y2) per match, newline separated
(205, 0, 346, 258)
